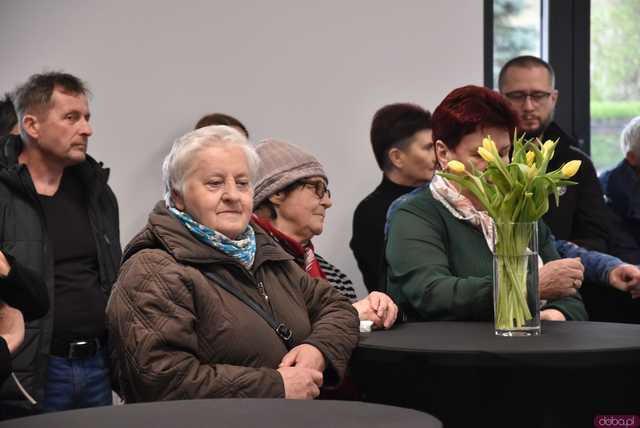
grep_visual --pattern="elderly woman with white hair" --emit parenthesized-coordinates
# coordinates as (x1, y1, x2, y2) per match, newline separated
(600, 116, 640, 265)
(106, 126, 359, 402)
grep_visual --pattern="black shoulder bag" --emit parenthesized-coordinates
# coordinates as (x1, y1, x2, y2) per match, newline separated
(202, 271, 295, 350)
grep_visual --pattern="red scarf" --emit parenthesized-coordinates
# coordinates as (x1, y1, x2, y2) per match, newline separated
(252, 215, 326, 279)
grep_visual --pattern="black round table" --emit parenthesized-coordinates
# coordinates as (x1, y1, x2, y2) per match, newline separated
(352, 321, 640, 428)
(0, 399, 442, 428)
(357, 320, 640, 367)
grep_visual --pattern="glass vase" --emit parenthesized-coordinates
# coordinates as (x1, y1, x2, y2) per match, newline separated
(492, 221, 540, 336)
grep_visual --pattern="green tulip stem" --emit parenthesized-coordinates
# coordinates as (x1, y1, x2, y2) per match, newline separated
(494, 222, 535, 330)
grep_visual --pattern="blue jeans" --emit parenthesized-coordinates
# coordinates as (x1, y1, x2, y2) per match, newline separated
(42, 350, 112, 412)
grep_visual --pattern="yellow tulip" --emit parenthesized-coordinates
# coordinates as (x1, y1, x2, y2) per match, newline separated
(561, 160, 582, 178)
(482, 136, 496, 152)
(447, 160, 466, 174)
(525, 151, 535, 167)
(542, 140, 555, 156)
(478, 147, 495, 163)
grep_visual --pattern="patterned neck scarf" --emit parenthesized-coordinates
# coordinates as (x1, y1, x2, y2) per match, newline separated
(431, 175, 544, 269)
(169, 207, 256, 269)
(430, 174, 495, 251)
(252, 214, 327, 279)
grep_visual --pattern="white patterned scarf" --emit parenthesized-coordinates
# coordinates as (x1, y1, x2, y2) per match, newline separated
(430, 174, 544, 270)
(430, 174, 496, 251)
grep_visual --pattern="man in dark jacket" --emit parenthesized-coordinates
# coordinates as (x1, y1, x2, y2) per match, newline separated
(498, 56, 611, 253)
(499, 56, 640, 323)
(0, 72, 121, 416)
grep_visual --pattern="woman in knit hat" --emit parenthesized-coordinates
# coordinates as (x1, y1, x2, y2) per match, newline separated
(253, 139, 398, 330)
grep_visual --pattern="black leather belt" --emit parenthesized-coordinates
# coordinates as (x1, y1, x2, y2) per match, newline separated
(50, 337, 103, 360)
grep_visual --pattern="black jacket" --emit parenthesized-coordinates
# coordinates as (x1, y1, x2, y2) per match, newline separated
(0, 135, 121, 407)
(540, 122, 611, 252)
(0, 240, 50, 391)
(599, 160, 640, 264)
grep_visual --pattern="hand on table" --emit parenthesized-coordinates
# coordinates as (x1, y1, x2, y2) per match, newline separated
(352, 291, 398, 329)
(539, 258, 584, 299)
(608, 264, 640, 293)
(540, 309, 566, 321)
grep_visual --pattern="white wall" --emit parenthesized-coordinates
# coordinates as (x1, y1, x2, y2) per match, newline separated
(0, 0, 483, 298)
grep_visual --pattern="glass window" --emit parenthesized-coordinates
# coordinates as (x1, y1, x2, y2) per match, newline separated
(492, 0, 542, 89)
(591, 0, 640, 172)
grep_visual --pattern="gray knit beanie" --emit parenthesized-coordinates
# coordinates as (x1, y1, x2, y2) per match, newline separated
(253, 139, 328, 208)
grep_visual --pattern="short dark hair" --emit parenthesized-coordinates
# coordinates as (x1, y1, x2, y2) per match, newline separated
(498, 55, 556, 91)
(370, 103, 432, 171)
(432, 85, 518, 150)
(194, 113, 249, 138)
(13, 72, 89, 118)
(0, 93, 18, 138)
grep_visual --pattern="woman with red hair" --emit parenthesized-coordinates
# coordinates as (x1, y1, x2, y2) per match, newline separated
(385, 85, 587, 322)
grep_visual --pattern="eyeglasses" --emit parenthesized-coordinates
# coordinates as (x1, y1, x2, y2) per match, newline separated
(504, 91, 552, 105)
(299, 180, 331, 199)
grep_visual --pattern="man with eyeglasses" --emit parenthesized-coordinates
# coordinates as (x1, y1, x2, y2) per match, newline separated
(499, 56, 640, 324)
(498, 55, 610, 253)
